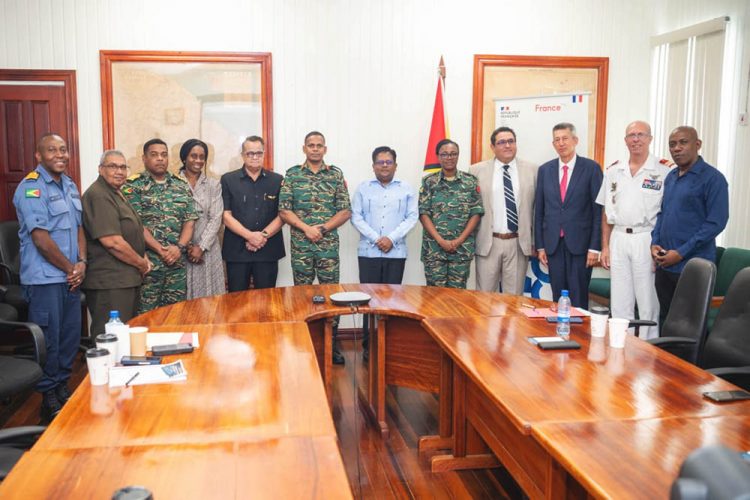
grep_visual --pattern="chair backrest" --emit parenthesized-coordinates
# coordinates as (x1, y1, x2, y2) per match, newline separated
(0, 221, 21, 285)
(661, 257, 716, 364)
(713, 247, 750, 296)
(701, 267, 750, 369)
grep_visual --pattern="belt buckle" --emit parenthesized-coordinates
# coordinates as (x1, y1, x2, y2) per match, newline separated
(626, 228, 633, 234)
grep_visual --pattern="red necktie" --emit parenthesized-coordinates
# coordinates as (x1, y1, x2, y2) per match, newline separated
(560, 165, 569, 237)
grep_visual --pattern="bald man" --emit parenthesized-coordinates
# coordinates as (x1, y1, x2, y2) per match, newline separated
(597, 122, 673, 339)
(651, 126, 728, 325)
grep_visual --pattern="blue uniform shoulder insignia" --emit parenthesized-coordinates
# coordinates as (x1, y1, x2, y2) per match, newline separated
(23, 171, 40, 181)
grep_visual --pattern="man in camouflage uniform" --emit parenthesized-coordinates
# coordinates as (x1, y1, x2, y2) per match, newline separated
(279, 131, 351, 364)
(123, 138, 198, 314)
(419, 139, 484, 288)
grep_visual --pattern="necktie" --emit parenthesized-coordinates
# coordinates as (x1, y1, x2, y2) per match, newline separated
(502, 165, 518, 232)
(560, 164, 569, 202)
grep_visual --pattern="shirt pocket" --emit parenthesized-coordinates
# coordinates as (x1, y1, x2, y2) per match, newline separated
(47, 197, 72, 231)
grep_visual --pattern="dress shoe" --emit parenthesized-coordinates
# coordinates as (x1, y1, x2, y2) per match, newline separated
(40, 390, 62, 423)
(332, 348, 345, 365)
(55, 384, 72, 404)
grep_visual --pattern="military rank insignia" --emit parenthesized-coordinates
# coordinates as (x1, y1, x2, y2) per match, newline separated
(24, 171, 40, 181)
(610, 182, 617, 192)
(25, 188, 41, 198)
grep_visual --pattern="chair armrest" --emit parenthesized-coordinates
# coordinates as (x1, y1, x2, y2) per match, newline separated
(710, 296, 724, 308)
(706, 367, 750, 391)
(0, 262, 12, 285)
(0, 284, 7, 300)
(0, 426, 46, 448)
(628, 319, 657, 328)
(0, 320, 46, 366)
(648, 337, 699, 363)
(648, 337, 697, 347)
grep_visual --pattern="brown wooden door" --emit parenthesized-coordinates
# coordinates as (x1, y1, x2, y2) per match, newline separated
(0, 70, 79, 222)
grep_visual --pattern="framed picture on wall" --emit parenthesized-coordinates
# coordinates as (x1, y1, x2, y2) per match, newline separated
(100, 50, 274, 177)
(471, 55, 609, 167)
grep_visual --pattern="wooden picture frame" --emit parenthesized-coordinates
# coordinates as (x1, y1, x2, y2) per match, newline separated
(471, 55, 609, 166)
(100, 50, 274, 174)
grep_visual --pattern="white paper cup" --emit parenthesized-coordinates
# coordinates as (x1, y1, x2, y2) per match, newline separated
(96, 333, 118, 367)
(590, 306, 609, 338)
(608, 318, 630, 349)
(129, 327, 148, 356)
(86, 348, 110, 386)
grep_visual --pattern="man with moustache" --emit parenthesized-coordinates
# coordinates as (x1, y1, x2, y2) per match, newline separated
(534, 123, 603, 309)
(651, 126, 728, 322)
(123, 138, 198, 314)
(13, 133, 85, 421)
(351, 146, 418, 360)
(596, 121, 671, 339)
(279, 131, 351, 364)
(470, 126, 538, 294)
(221, 135, 285, 291)
(82, 150, 151, 337)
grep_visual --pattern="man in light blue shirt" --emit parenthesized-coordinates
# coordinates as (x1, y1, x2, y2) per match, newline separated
(351, 146, 418, 360)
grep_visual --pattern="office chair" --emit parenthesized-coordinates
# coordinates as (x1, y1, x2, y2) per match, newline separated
(699, 267, 750, 391)
(671, 445, 750, 500)
(707, 247, 750, 331)
(0, 299, 47, 480)
(631, 258, 716, 365)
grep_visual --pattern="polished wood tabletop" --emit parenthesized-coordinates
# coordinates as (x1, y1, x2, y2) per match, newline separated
(1, 436, 350, 499)
(34, 322, 337, 450)
(422, 315, 750, 434)
(532, 415, 750, 500)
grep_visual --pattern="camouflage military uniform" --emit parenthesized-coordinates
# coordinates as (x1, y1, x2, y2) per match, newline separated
(279, 163, 351, 284)
(123, 172, 198, 313)
(419, 170, 484, 288)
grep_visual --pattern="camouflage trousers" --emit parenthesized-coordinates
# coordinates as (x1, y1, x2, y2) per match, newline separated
(423, 258, 471, 289)
(138, 265, 187, 314)
(291, 251, 340, 285)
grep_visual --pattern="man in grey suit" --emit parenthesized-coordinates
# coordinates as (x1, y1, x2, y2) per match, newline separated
(470, 126, 538, 294)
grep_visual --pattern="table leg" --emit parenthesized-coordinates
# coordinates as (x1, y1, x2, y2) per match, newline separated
(418, 351, 454, 452)
(324, 317, 333, 408)
(358, 314, 389, 438)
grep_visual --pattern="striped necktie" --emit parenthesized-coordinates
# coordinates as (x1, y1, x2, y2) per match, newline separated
(503, 165, 518, 232)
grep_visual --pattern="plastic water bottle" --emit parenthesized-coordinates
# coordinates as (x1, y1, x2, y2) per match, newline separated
(556, 290, 571, 338)
(105, 310, 130, 361)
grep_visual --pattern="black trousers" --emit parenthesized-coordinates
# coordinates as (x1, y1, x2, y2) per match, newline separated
(226, 261, 279, 292)
(359, 257, 406, 348)
(85, 286, 140, 339)
(655, 267, 681, 329)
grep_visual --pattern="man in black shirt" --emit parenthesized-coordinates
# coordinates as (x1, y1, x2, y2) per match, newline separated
(221, 136, 285, 291)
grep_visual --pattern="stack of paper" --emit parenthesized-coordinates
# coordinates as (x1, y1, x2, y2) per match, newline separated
(109, 360, 188, 387)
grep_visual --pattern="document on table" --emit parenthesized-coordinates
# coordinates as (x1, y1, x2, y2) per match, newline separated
(146, 332, 200, 349)
(109, 360, 188, 387)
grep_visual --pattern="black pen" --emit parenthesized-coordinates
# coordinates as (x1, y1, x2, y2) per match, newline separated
(125, 372, 140, 387)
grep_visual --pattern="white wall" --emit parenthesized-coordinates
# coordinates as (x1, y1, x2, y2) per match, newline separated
(5, 0, 744, 291)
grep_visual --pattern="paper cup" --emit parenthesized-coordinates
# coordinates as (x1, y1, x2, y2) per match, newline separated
(590, 306, 609, 338)
(129, 327, 148, 356)
(608, 318, 630, 349)
(96, 333, 118, 366)
(86, 348, 110, 386)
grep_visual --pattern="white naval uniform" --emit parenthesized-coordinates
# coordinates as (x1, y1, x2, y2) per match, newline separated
(596, 154, 672, 339)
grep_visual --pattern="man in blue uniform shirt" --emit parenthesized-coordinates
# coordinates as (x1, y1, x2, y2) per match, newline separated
(351, 146, 418, 360)
(13, 133, 86, 422)
(651, 126, 729, 324)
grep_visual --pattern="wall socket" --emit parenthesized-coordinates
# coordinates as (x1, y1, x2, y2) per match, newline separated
(741, 112, 748, 126)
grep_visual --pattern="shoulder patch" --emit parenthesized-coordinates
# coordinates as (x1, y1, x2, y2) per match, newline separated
(127, 173, 141, 181)
(24, 188, 41, 198)
(24, 171, 40, 181)
(122, 186, 133, 195)
(659, 158, 675, 168)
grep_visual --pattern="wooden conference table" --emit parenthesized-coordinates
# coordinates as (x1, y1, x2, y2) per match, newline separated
(1, 284, 748, 499)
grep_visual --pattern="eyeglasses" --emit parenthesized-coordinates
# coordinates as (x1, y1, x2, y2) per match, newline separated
(243, 151, 264, 158)
(495, 139, 516, 147)
(373, 160, 394, 167)
(438, 152, 459, 159)
(625, 132, 651, 140)
(101, 163, 130, 172)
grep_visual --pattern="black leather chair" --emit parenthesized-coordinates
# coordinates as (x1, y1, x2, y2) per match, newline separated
(634, 258, 717, 365)
(671, 445, 750, 500)
(0, 221, 26, 320)
(699, 267, 750, 390)
(0, 288, 47, 480)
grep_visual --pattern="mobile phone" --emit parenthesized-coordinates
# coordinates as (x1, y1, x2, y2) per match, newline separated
(151, 343, 194, 356)
(121, 356, 162, 366)
(312, 295, 326, 304)
(545, 316, 583, 324)
(703, 390, 750, 403)
(538, 340, 581, 350)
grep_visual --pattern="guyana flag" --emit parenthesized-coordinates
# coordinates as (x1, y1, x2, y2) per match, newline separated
(423, 57, 449, 174)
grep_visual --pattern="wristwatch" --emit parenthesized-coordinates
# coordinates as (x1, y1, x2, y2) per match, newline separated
(319, 226, 329, 236)
(177, 243, 187, 253)
(261, 230, 269, 239)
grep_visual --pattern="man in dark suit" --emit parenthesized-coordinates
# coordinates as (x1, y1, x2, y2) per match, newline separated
(534, 122, 603, 308)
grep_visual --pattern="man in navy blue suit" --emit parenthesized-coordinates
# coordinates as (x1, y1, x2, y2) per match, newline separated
(534, 123, 603, 309)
